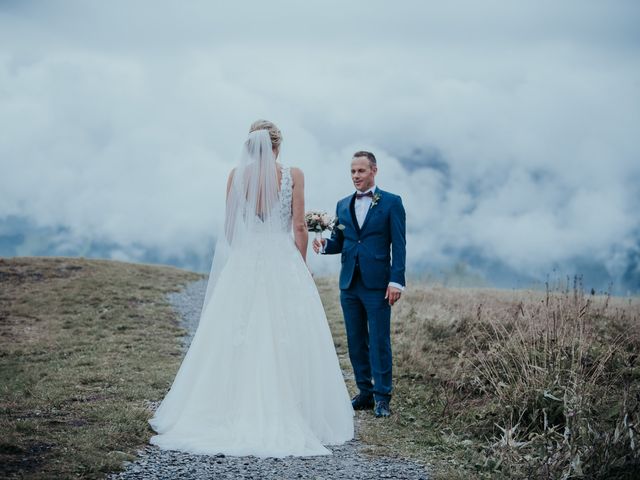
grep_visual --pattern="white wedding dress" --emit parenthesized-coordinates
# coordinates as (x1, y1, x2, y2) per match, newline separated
(148, 137, 354, 457)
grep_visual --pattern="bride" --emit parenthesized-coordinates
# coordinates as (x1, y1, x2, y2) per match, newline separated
(148, 120, 354, 457)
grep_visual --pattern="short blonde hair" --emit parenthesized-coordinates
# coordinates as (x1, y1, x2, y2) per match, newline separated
(249, 119, 283, 149)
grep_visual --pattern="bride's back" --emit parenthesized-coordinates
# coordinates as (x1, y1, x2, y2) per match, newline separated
(201, 120, 308, 315)
(225, 131, 292, 242)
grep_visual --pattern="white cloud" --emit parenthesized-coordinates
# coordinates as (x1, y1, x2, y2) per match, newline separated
(1, 0, 639, 288)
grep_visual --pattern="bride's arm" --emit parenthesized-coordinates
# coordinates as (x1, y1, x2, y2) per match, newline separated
(224, 168, 236, 244)
(290, 167, 308, 262)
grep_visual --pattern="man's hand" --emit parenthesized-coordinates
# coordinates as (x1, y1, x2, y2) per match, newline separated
(385, 286, 402, 306)
(312, 238, 326, 254)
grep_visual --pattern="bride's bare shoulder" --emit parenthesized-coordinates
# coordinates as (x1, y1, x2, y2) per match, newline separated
(226, 168, 237, 193)
(289, 166, 304, 185)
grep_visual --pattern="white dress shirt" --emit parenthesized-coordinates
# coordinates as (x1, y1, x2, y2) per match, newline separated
(323, 185, 404, 291)
(354, 187, 374, 228)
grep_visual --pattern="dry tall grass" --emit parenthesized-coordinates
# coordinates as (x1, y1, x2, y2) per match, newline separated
(319, 278, 640, 479)
(469, 282, 639, 478)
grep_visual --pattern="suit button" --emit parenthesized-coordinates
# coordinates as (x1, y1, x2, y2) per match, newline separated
(358, 240, 361, 243)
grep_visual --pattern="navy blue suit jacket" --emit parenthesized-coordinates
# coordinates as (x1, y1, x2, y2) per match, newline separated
(324, 187, 406, 290)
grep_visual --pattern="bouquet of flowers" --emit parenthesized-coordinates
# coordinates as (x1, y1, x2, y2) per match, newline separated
(305, 210, 336, 243)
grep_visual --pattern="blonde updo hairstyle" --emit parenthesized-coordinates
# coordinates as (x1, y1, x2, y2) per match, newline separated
(249, 119, 283, 152)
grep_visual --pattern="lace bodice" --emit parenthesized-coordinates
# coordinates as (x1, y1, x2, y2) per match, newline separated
(279, 166, 293, 231)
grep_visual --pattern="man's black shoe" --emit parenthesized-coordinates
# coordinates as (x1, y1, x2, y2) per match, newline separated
(374, 400, 391, 418)
(351, 394, 375, 411)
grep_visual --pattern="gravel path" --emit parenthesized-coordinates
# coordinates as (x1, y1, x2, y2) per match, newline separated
(109, 279, 430, 480)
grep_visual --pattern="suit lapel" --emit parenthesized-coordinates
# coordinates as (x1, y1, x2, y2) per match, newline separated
(348, 193, 361, 234)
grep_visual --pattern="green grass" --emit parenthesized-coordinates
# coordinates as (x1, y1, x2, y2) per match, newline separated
(0, 257, 201, 479)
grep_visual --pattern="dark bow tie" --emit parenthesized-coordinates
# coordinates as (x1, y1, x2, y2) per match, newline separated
(356, 191, 374, 199)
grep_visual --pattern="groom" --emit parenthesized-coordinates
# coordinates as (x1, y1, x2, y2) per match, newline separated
(313, 151, 406, 418)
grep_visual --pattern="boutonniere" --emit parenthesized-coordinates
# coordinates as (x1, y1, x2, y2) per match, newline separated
(370, 192, 381, 209)
(336, 224, 346, 231)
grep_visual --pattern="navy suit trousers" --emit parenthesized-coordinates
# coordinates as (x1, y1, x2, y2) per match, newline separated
(340, 266, 392, 402)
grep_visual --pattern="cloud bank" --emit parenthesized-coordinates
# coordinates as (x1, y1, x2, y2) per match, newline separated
(1, 0, 639, 292)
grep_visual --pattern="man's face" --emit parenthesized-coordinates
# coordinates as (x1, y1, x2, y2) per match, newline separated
(351, 156, 377, 192)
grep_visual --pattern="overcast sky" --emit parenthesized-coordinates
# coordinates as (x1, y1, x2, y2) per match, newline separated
(1, 1, 639, 288)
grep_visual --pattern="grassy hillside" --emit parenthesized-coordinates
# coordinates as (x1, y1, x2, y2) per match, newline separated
(2, 258, 639, 479)
(0, 257, 201, 479)
(315, 279, 640, 479)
